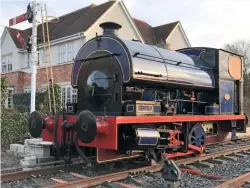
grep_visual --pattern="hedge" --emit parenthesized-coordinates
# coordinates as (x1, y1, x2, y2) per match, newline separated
(13, 92, 46, 113)
(13, 84, 61, 114)
(1, 77, 8, 107)
(1, 83, 62, 151)
(1, 111, 29, 149)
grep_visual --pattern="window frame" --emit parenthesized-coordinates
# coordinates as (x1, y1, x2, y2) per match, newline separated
(24, 88, 31, 93)
(58, 44, 67, 64)
(60, 85, 77, 108)
(1, 54, 13, 73)
(5, 87, 14, 109)
(67, 41, 75, 62)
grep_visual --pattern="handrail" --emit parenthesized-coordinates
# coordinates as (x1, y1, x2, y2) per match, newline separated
(133, 52, 213, 70)
(79, 53, 121, 62)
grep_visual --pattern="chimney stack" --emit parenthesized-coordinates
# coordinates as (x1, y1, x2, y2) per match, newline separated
(164, 42, 173, 50)
(161, 38, 173, 50)
(99, 22, 122, 36)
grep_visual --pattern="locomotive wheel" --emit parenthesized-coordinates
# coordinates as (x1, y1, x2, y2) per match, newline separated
(75, 110, 97, 143)
(28, 111, 43, 138)
(188, 124, 205, 147)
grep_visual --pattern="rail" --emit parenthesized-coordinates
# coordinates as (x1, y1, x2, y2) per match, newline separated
(175, 144, 250, 165)
(45, 165, 162, 188)
(1, 162, 83, 182)
(45, 144, 250, 188)
(2, 142, 250, 187)
(214, 172, 250, 188)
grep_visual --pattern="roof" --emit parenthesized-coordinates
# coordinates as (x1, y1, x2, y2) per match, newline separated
(153, 21, 179, 43)
(6, 27, 31, 49)
(5, 0, 186, 49)
(42, 1, 115, 41)
(5, 1, 115, 49)
(133, 18, 179, 45)
(133, 18, 156, 45)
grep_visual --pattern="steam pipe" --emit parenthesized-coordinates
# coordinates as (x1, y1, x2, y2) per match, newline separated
(73, 133, 91, 164)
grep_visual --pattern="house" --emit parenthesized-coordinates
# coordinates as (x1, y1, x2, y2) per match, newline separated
(1, 0, 191, 109)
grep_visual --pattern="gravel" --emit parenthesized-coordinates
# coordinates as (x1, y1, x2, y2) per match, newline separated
(178, 151, 250, 187)
(118, 141, 250, 188)
(1, 151, 23, 170)
(2, 140, 250, 188)
(205, 140, 250, 153)
(1, 161, 147, 187)
(120, 153, 250, 188)
(180, 173, 217, 188)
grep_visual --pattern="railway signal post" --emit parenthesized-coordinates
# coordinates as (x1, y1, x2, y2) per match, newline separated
(30, 0, 38, 113)
(9, 0, 38, 113)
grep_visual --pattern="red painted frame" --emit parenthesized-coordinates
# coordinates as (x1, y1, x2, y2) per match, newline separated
(115, 115, 246, 124)
(42, 114, 247, 151)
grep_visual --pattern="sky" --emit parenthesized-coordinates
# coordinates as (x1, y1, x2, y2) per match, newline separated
(0, 0, 250, 48)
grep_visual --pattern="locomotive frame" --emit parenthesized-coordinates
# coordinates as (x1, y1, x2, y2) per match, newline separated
(28, 22, 248, 164)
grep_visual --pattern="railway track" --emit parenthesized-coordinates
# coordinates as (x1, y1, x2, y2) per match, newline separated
(214, 172, 250, 188)
(2, 140, 250, 188)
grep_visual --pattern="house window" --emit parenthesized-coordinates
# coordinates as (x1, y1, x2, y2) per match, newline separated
(2, 54, 12, 73)
(27, 53, 31, 68)
(5, 88, 14, 109)
(58, 44, 67, 63)
(24, 88, 31, 93)
(58, 41, 75, 64)
(67, 41, 75, 61)
(61, 86, 77, 108)
(38, 50, 44, 66)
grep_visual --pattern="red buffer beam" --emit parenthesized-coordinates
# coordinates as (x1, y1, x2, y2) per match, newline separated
(9, 13, 28, 26)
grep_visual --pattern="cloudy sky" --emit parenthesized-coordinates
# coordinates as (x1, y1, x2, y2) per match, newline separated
(1, 0, 249, 48)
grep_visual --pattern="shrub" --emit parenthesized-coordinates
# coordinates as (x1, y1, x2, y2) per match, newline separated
(1, 77, 8, 108)
(13, 84, 61, 114)
(1, 82, 62, 150)
(1, 111, 28, 150)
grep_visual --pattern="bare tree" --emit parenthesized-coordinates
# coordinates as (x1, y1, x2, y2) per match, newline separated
(224, 40, 250, 76)
(224, 40, 250, 87)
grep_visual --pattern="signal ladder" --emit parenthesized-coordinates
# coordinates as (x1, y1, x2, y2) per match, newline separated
(40, 4, 56, 115)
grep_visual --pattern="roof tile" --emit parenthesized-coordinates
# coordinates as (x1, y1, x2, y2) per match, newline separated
(7, 27, 31, 49)
(133, 18, 179, 45)
(153, 21, 179, 43)
(6, 1, 115, 49)
(6, 1, 179, 49)
(133, 18, 156, 45)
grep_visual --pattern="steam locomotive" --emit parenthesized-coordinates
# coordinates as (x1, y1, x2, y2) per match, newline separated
(29, 22, 248, 164)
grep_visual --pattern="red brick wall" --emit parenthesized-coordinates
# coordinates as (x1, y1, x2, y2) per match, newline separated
(26, 63, 73, 89)
(1, 63, 73, 93)
(1, 71, 30, 93)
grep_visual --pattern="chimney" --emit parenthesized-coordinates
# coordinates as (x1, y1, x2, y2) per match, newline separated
(160, 38, 173, 50)
(164, 43, 173, 50)
(99, 22, 122, 36)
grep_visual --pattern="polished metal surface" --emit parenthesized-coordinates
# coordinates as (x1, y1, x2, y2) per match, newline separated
(73, 36, 215, 89)
(122, 39, 215, 89)
(136, 128, 160, 146)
